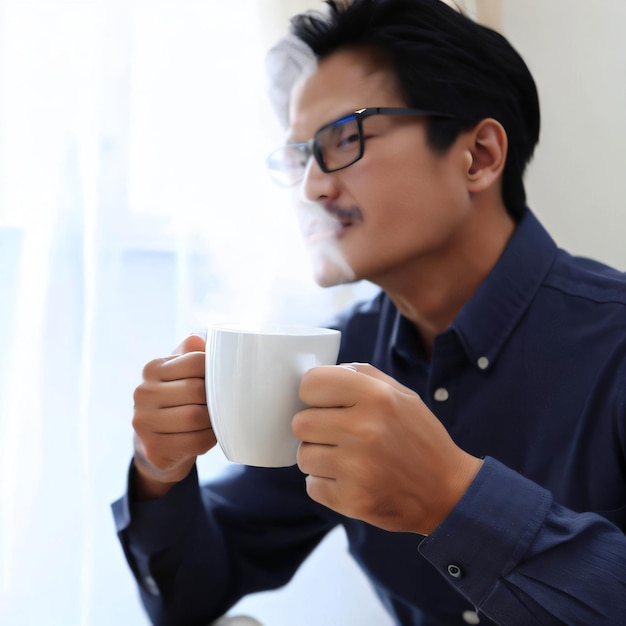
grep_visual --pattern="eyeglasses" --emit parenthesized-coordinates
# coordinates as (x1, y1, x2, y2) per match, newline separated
(266, 106, 453, 187)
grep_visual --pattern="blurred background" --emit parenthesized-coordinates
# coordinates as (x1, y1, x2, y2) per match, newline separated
(0, 1, 624, 624)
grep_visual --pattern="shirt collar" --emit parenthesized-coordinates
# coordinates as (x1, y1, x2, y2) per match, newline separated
(451, 209, 558, 370)
(390, 209, 558, 369)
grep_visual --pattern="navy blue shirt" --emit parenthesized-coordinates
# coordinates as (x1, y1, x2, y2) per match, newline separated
(113, 210, 626, 625)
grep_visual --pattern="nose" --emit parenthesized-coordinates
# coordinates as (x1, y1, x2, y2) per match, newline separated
(300, 155, 341, 204)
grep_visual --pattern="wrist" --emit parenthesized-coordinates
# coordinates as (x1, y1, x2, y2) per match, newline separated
(132, 446, 196, 501)
(422, 454, 483, 535)
(132, 456, 175, 500)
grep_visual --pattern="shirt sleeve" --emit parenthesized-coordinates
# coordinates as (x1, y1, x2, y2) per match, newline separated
(111, 462, 336, 626)
(418, 456, 626, 625)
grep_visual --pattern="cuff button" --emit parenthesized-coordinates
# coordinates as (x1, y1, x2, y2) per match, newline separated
(143, 575, 160, 596)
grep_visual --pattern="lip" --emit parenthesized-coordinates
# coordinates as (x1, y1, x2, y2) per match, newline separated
(298, 200, 363, 245)
(306, 223, 348, 244)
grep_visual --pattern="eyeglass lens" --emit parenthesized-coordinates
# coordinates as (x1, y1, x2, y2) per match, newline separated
(268, 115, 362, 186)
(267, 144, 310, 187)
(317, 115, 362, 172)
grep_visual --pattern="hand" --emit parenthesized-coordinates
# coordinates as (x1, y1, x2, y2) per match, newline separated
(293, 363, 482, 534)
(132, 334, 216, 500)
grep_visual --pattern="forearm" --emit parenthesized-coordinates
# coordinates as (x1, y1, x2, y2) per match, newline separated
(112, 462, 336, 625)
(113, 464, 234, 625)
(419, 457, 626, 625)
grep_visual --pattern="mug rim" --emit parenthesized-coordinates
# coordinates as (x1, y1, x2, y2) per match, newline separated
(209, 322, 340, 337)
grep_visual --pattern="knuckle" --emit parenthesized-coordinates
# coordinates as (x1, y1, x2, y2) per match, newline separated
(351, 413, 386, 447)
(185, 403, 210, 428)
(373, 382, 396, 409)
(131, 408, 152, 434)
(299, 364, 330, 391)
(364, 385, 398, 424)
(304, 474, 324, 503)
(291, 409, 310, 438)
(132, 382, 160, 410)
(141, 357, 166, 381)
(194, 429, 217, 454)
(295, 440, 310, 469)
(193, 351, 207, 375)
(190, 377, 207, 402)
(132, 384, 148, 407)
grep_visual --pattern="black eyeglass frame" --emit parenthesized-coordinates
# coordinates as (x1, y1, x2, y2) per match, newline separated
(267, 106, 455, 186)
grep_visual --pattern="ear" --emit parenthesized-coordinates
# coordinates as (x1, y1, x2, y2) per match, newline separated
(462, 119, 507, 194)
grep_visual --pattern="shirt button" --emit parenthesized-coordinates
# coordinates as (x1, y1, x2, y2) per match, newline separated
(143, 575, 160, 596)
(447, 563, 463, 578)
(433, 387, 449, 402)
(477, 356, 489, 370)
(462, 610, 481, 624)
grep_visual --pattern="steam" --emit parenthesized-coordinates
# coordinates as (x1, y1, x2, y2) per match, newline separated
(266, 34, 358, 288)
(295, 194, 357, 288)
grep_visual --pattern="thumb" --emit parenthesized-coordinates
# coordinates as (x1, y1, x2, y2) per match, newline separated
(171, 333, 206, 356)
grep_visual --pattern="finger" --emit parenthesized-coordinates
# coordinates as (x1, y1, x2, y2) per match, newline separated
(171, 333, 206, 356)
(143, 351, 206, 383)
(141, 428, 217, 465)
(304, 474, 338, 510)
(299, 365, 364, 407)
(134, 403, 211, 435)
(134, 376, 206, 410)
(292, 406, 346, 444)
(299, 362, 412, 407)
(341, 362, 416, 396)
(296, 441, 338, 479)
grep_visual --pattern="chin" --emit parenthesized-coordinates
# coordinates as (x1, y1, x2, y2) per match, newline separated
(311, 258, 358, 288)
(306, 243, 357, 288)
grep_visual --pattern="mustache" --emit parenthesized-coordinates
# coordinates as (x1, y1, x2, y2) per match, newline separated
(297, 200, 362, 238)
(323, 202, 364, 225)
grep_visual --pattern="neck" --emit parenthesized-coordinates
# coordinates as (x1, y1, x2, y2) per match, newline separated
(376, 202, 516, 354)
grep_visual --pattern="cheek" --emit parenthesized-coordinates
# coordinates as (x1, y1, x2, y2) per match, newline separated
(356, 157, 464, 224)
(347, 158, 472, 258)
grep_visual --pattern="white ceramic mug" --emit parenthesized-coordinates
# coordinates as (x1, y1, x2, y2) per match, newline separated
(206, 323, 341, 467)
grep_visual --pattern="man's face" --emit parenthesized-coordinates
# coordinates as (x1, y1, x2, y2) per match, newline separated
(288, 47, 475, 289)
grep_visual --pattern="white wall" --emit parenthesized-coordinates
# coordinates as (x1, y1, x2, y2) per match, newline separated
(503, 0, 626, 270)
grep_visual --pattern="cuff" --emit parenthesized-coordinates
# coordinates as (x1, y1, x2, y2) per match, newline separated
(112, 461, 202, 553)
(418, 456, 552, 608)
(111, 461, 203, 596)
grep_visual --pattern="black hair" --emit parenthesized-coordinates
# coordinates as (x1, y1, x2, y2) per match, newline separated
(290, 0, 540, 221)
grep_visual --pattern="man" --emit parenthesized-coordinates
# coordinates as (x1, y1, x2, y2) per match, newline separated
(112, 1, 626, 624)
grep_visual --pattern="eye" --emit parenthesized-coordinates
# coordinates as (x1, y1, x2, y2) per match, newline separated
(336, 130, 360, 149)
(330, 119, 360, 152)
